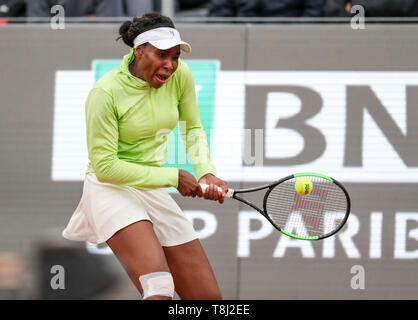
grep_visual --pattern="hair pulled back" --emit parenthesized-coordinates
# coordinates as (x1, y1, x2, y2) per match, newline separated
(118, 12, 176, 48)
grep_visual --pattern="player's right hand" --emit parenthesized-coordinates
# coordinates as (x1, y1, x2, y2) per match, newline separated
(177, 169, 203, 198)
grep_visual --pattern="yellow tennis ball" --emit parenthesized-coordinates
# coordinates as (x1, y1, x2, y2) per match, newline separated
(295, 178, 313, 195)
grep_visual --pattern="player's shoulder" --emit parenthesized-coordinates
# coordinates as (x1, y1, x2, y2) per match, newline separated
(91, 68, 121, 98)
(94, 68, 119, 89)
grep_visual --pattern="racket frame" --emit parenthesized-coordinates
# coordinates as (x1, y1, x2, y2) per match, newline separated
(232, 173, 351, 240)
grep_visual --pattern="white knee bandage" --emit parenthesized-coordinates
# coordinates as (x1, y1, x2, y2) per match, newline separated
(139, 272, 175, 299)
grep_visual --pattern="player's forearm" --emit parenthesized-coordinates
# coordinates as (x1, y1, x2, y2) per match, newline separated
(92, 156, 179, 189)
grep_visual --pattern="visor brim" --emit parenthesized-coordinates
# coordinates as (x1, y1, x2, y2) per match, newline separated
(149, 39, 192, 53)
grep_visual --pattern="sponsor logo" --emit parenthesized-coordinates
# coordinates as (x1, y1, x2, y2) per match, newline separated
(52, 64, 418, 259)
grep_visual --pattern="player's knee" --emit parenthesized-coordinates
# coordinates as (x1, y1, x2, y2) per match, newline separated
(139, 271, 175, 300)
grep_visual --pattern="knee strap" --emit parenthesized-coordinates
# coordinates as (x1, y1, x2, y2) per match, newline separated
(139, 271, 175, 299)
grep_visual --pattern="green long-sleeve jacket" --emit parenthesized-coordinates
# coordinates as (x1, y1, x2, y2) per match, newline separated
(85, 49, 216, 190)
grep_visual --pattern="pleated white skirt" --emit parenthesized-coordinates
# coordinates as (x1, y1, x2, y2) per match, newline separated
(62, 173, 198, 246)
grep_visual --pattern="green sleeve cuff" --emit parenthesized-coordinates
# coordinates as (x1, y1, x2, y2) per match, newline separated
(167, 167, 180, 188)
(194, 163, 217, 182)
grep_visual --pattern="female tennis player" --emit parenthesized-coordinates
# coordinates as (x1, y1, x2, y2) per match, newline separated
(62, 12, 228, 300)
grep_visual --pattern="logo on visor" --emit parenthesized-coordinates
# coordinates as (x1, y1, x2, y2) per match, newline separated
(169, 30, 174, 36)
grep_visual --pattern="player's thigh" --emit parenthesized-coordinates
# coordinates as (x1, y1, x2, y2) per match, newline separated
(163, 239, 222, 300)
(106, 220, 170, 295)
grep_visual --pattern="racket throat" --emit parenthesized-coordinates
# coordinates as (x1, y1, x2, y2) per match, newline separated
(234, 195, 265, 216)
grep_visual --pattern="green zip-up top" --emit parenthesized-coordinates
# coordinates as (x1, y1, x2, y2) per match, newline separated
(85, 49, 216, 190)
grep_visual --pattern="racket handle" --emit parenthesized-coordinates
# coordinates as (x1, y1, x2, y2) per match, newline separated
(199, 184, 234, 198)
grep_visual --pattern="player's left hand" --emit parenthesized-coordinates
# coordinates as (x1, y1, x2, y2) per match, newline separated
(198, 174, 228, 204)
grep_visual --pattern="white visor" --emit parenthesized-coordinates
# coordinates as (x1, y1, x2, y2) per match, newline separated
(133, 27, 191, 53)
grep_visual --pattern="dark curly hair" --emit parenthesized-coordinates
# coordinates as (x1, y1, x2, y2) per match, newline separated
(117, 12, 176, 48)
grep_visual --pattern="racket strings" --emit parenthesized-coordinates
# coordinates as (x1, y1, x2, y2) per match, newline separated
(265, 176, 348, 238)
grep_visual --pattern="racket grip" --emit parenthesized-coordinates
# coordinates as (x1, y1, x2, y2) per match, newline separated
(199, 184, 234, 198)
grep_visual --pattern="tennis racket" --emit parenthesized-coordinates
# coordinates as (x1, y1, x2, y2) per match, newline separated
(200, 172, 350, 240)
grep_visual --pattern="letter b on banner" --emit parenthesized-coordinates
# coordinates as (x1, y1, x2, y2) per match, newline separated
(244, 85, 326, 166)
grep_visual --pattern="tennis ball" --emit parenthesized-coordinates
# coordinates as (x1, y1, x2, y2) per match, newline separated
(295, 178, 313, 195)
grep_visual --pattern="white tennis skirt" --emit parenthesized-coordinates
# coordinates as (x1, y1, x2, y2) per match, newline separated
(62, 173, 198, 246)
